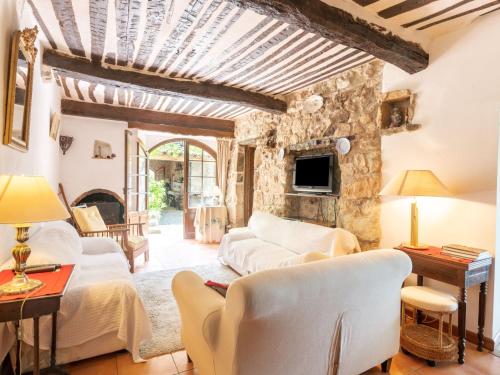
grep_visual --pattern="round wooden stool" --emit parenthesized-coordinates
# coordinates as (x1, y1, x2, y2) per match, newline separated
(401, 286, 458, 366)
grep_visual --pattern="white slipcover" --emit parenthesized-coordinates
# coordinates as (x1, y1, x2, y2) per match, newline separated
(219, 211, 360, 274)
(0, 221, 152, 367)
(173, 249, 412, 375)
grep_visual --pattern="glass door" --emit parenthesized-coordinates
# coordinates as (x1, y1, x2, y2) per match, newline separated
(183, 142, 217, 238)
(125, 129, 149, 231)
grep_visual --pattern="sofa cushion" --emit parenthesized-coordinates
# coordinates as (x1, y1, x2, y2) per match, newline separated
(72, 206, 107, 232)
(248, 211, 345, 255)
(228, 238, 298, 274)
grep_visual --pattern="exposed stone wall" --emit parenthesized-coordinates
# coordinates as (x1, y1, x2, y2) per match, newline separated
(226, 60, 384, 249)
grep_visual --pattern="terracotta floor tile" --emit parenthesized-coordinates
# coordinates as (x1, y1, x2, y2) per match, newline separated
(172, 350, 194, 372)
(178, 369, 200, 375)
(67, 354, 118, 375)
(116, 352, 178, 375)
(463, 351, 500, 375)
(391, 351, 427, 373)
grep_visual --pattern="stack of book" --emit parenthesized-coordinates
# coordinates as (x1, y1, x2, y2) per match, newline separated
(441, 244, 491, 260)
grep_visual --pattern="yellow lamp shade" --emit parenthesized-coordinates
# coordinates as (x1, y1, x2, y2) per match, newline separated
(0, 175, 70, 224)
(380, 170, 451, 197)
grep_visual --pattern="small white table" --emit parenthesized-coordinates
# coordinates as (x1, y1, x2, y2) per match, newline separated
(194, 205, 228, 243)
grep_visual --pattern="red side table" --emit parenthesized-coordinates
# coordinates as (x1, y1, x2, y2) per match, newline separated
(0, 265, 74, 375)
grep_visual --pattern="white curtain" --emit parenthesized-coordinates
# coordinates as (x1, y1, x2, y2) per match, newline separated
(216, 138, 232, 203)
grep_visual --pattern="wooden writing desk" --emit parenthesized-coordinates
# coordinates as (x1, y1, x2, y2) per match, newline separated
(396, 246, 492, 364)
(0, 265, 74, 375)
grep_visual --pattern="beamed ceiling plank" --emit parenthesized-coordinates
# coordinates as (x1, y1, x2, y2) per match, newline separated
(62, 100, 235, 138)
(225, 0, 428, 74)
(50, 0, 85, 57)
(44, 50, 287, 114)
(89, 0, 109, 62)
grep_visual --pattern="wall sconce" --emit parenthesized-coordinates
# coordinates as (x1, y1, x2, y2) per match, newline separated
(59, 135, 74, 155)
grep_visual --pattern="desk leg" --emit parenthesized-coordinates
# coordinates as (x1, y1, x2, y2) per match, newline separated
(416, 275, 424, 323)
(478, 282, 487, 352)
(14, 321, 20, 375)
(50, 312, 57, 368)
(33, 317, 40, 375)
(458, 288, 467, 364)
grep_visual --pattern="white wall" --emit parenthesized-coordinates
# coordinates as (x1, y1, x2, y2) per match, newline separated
(381, 12, 500, 342)
(59, 115, 127, 204)
(0, 0, 61, 188)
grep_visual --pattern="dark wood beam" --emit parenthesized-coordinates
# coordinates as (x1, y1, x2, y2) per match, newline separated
(128, 122, 232, 138)
(61, 100, 234, 138)
(44, 50, 287, 114)
(378, 0, 439, 19)
(225, 0, 429, 74)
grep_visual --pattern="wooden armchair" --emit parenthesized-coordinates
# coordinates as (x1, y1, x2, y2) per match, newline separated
(58, 184, 149, 273)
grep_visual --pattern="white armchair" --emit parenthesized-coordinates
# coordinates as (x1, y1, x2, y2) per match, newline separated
(173, 249, 412, 375)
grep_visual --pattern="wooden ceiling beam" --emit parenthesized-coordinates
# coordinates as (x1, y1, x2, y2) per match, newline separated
(61, 100, 235, 138)
(226, 0, 429, 74)
(128, 122, 232, 138)
(44, 50, 287, 114)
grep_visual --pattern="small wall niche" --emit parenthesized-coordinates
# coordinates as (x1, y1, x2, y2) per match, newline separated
(377, 89, 421, 135)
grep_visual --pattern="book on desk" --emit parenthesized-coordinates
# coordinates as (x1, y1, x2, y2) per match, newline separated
(441, 244, 492, 261)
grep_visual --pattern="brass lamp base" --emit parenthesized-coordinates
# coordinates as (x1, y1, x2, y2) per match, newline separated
(0, 273, 43, 295)
(402, 242, 429, 251)
(0, 224, 44, 296)
(404, 200, 429, 251)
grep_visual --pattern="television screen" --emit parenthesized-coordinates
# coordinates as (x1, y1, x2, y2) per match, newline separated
(294, 155, 332, 192)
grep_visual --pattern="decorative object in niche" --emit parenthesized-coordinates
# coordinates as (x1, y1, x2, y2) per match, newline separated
(335, 138, 351, 155)
(59, 135, 74, 155)
(389, 107, 403, 128)
(303, 94, 324, 114)
(377, 89, 421, 135)
(3, 26, 38, 152)
(49, 112, 61, 140)
(93, 140, 116, 159)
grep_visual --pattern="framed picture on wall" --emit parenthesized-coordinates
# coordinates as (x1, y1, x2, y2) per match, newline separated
(50, 112, 60, 140)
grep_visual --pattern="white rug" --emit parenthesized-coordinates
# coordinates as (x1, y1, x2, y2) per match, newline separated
(134, 263, 238, 359)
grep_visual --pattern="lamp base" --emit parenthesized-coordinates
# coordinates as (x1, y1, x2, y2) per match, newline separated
(402, 242, 429, 251)
(0, 273, 43, 295)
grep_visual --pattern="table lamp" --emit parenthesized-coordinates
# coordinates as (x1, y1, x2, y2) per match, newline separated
(380, 170, 451, 250)
(0, 176, 70, 295)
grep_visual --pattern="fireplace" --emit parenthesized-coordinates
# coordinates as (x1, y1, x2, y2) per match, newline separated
(72, 189, 125, 224)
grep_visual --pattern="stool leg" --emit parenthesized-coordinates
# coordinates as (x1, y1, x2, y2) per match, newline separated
(448, 313, 453, 337)
(401, 303, 406, 329)
(439, 313, 443, 348)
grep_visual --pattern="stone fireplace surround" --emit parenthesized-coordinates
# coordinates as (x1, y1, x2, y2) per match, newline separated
(225, 60, 383, 250)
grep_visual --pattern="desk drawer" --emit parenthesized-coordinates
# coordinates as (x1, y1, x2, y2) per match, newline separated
(411, 258, 462, 286)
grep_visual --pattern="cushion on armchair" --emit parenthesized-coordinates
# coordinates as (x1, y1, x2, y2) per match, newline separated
(127, 235, 147, 250)
(72, 206, 107, 232)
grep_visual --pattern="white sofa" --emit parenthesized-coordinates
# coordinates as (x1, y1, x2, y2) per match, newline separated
(0, 221, 152, 369)
(218, 211, 361, 274)
(173, 249, 412, 375)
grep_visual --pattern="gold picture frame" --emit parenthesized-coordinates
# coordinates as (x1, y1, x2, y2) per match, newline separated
(3, 26, 38, 152)
(50, 112, 61, 140)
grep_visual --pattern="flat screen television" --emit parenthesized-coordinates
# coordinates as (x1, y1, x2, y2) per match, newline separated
(293, 154, 334, 193)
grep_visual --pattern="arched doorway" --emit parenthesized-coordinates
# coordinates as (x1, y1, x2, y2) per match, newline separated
(149, 138, 217, 239)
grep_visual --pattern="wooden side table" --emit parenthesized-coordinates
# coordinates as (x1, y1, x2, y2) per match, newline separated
(0, 265, 74, 375)
(396, 246, 492, 364)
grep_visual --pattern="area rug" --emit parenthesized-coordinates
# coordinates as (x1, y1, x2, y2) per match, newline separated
(134, 263, 239, 359)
